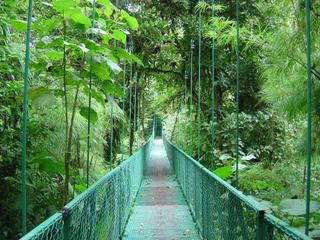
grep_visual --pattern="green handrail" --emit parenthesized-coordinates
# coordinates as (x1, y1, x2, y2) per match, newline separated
(20, 133, 154, 239)
(162, 126, 312, 240)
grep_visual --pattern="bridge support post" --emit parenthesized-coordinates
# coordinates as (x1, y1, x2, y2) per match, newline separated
(62, 208, 71, 240)
(118, 166, 123, 238)
(256, 210, 265, 240)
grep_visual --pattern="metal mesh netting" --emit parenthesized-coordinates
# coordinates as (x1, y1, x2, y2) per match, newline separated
(21, 138, 152, 240)
(20, 116, 312, 240)
(163, 135, 312, 240)
(264, 215, 312, 240)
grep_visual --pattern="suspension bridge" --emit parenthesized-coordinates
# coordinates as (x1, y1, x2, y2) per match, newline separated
(18, 0, 314, 239)
(20, 117, 311, 240)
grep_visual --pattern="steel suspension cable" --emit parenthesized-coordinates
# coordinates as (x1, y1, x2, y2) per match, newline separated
(211, 0, 215, 169)
(305, 0, 312, 235)
(197, 9, 202, 161)
(86, 0, 96, 188)
(121, 0, 130, 162)
(184, 71, 188, 148)
(235, 0, 240, 188)
(190, 39, 194, 154)
(109, 104, 114, 170)
(129, 46, 133, 153)
(178, 110, 181, 146)
(109, 0, 119, 170)
(121, 44, 127, 162)
(134, 73, 137, 144)
(21, 0, 33, 234)
(137, 78, 140, 146)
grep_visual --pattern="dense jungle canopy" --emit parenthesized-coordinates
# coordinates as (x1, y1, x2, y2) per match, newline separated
(0, 0, 319, 239)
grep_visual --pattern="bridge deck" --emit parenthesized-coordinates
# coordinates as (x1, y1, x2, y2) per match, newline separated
(123, 139, 200, 240)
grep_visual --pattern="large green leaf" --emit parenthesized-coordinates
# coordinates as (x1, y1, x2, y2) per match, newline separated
(112, 30, 126, 44)
(213, 166, 232, 180)
(121, 10, 138, 30)
(79, 107, 98, 124)
(66, 8, 91, 29)
(101, 80, 124, 98)
(83, 86, 105, 106)
(112, 47, 144, 66)
(74, 184, 86, 193)
(97, 0, 116, 10)
(52, 0, 78, 12)
(52, 0, 90, 28)
(107, 59, 121, 73)
(46, 50, 64, 61)
(92, 63, 111, 80)
(130, 54, 144, 66)
(86, 28, 108, 36)
(28, 88, 57, 108)
(11, 19, 27, 32)
(33, 152, 64, 175)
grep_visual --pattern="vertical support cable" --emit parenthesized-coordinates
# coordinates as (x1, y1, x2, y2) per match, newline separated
(137, 78, 140, 146)
(184, 71, 188, 148)
(129, 49, 133, 153)
(121, 43, 127, 162)
(121, 0, 129, 162)
(211, 0, 215, 169)
(134, 73, 137, 144)
(62, 14, 69, 205)
(190, 40, 194, 154)
(197, 10, 202, 161)
(22, 0, 33, 234)
(87, 0, 96, 188)
(305, 0, 312, 235)
(235, 0, 240, 188)
(109, 0, 119, 170)
(178, 110, 181, 146)
(109, 106, 114, 170)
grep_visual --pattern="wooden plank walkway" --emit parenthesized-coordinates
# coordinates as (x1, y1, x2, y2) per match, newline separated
(123, 139, 200, 240)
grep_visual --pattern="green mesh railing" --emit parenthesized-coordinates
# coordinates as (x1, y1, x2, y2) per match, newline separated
(21, 138, 153, 240)
(21, 116, 312, 240)
(163, 136, 312, 240)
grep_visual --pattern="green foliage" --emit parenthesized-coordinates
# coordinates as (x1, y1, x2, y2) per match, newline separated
(0, 0, 142, 238)
(155, 0, 320, 232)
(32, 152, 65, 175)
(213, 166, 232, 180)
(80, 107, 99, 124)
(1, 0, 320, 237)
(121, 10, 139, 30)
